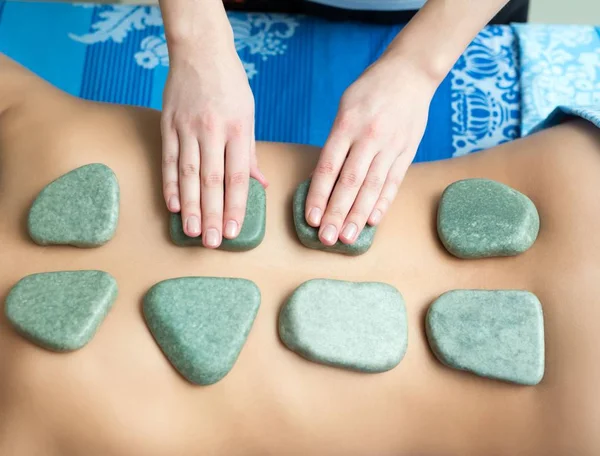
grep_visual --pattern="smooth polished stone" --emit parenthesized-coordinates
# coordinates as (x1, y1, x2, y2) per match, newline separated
(5, 271, 117, 352)
(426, 289, 545, 385)
(28, 163, 119, 247)
(437, 179, 540, 259)
(143, 277, 260, 385)
(293, 179, 376, 256)
(170, 178, 266, 251)
(279, 279, 407, 373)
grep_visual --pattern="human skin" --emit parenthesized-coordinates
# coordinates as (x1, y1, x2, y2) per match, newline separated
(157, 0, 509, 249)
(1, 57, 600, 456)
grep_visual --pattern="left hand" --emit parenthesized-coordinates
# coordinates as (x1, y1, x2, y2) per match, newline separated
(304, 56, 437, 245)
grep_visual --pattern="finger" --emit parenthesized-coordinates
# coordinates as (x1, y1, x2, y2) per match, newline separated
(368, 152, 411, 226)
(339, 152, 393, 244)
(223, 135, 250, 240)
(178, 133, 201, 237)
(161, 116, 181, 212)
(318, 141, 377, 246)
(249, 125, 268, 188)
(200, 136, 225, 249)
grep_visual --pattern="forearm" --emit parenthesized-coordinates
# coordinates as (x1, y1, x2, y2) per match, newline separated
(159, 0, 234, 58)
(382, 0, 510, 84)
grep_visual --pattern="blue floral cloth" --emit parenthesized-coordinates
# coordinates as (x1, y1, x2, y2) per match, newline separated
(514, 24, 600, 135)
(0, 2, 597, 163)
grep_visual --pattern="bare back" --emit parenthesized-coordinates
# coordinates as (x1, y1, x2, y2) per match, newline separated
(1, 56, 600, 456)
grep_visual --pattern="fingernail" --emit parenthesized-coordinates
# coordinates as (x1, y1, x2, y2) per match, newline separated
(205, 228, 220, 247)
(186, 216, 200, 236)
(168, 196, 180, 212)
(308, 208, 322, 226)
(370, 209, 382, 225)
(341, 223, 357, 241)
(225, 220, 238, 238)
(321, 225, 337, 244)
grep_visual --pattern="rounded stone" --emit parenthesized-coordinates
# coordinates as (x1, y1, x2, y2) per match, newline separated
(437, 179, 540, 259)
(279, 279, 408, 373)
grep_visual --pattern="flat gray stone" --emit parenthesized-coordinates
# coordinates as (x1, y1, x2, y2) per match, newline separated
(28, 164, 119, 247)
(143, 277, 260, 385)
(293, 179, 376, 256)
(437, 179, 539, 259)
(170, 178, 266, 251)
(279, 279, 407, 373)
(426, 289, 545, 385)
(5, 271, 117, 352)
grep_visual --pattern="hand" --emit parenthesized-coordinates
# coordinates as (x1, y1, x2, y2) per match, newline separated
(305, 57, 436, 246)
(161, 43, 267, 248)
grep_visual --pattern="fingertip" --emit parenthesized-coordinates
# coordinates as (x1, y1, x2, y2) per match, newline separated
(319, 224, 338, 246)
(368, 208, 382, 226)
(305, 206, 322, 227)
(167, 195, 181, 213)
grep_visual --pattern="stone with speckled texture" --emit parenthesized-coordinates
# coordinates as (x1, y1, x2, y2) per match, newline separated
(293, 180, 376, 256)
(5, 271, 117, 352)
(170, 178, 266, 251)
(28, 164, 119, 247)
(437, 179, 539, 259)
(279, 279, 407, 373)
(426, 289, 545, 385)
(143, 277, 260, 385)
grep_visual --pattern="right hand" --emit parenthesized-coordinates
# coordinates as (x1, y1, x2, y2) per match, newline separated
(161, 42, 267, 248)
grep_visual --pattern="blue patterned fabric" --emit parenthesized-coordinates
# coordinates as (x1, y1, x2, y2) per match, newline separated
(514, 24, 600, 136)
(0, 1, 597, 164)
(530, 105, 600, 133)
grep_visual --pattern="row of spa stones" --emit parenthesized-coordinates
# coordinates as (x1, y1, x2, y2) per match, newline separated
(17, 163, 544, 385)
(5, 272, 545, 386)
(27, 163, 540, 257)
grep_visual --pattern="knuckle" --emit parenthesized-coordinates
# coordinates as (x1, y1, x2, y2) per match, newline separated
(364, 120, 380, 140)
(203, 211, 222, 222)
(316, 160, 336, 177)
(326, 206, 345, 220)
(227, 171, 248, 187)
(339, 171, 360, 189)
(182, 200, 200, 212)
(228, 120, 245, 138)
(378, 196, 392, 209)
(364, 174, 384, 192)
(336, 110, 353, 133)
(202, 172, 224, 188)
(180, 163, 199, 177)
(198, 112, 217, 132)
(163, 180, 178, 194)
(162, 154, 178, 167)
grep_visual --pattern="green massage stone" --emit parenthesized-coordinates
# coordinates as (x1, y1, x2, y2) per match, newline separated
(143, 277, 260, 385)
(5, 271, 117, 352)
(170, 178, 266, 251)
(426, 289, 545, 385)
(279, 279, 408, 373)
(437, 179, 539, 259)
(28, 164, 119, 247)
(293, 180, 376, 256)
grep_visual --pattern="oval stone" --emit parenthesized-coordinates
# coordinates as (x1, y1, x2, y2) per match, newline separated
(437, 179, 539, 259)
(426, 289, 545, 385)
(279, 279, 407, 373)
(28, 163, 120, 247)
(5, 270, 117, 352)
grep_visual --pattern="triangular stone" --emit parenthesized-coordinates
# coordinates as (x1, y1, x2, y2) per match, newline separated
(143, 277, 260, 385)
(5, 271, 117, 352)
(28, 164, 119, 247)
(426, 290, 545, 385)
(437, 179, 539, 258)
